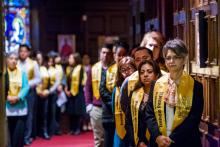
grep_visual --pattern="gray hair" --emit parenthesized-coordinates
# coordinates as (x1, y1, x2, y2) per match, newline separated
(162, 39, 188, 58)
(5, 51, 18, 58)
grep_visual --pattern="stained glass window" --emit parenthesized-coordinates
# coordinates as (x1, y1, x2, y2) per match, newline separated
(4, 0, 29, 7)
(4, 0, 30, 52)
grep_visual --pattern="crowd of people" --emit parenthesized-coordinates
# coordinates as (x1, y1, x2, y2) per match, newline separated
(5, 31, 204, 147)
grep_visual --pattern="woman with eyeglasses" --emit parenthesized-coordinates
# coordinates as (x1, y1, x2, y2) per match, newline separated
(145, 39, 204, 147)
(112, 56, 136, 147)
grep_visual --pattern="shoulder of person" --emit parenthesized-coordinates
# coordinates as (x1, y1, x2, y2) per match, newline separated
(92, 61, 101, 68)
(128, 71, 139, 81)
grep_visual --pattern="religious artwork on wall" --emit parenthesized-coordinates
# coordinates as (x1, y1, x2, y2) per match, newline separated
(4, 0, 30, 52)
(58, 34, 76, 60)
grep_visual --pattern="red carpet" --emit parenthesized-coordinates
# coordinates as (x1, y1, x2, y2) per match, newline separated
(27, 132, 94, 147)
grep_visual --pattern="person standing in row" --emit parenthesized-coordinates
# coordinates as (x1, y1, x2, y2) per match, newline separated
(35, 52, 50, 140)
(120, 47, 153, 146)
(85, 44, 115, 147)
(17, 44, 41, 145)
(112, 57, 136, 147)
(82, 54, 92, 131)
(47, 52, 61, 136)
(54, 53, 66, 131)
(140, 31, 167, 73)
(5, 51, 30, 147)
(130, 60, 161, 147)
(100, 42, 128, 147)
(65, 53, 87, 135)
(145, 39, 204, 147)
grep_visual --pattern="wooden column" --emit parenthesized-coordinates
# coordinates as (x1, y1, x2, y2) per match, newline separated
(218, 0, 220, 127)
(0, 1, 6, 147)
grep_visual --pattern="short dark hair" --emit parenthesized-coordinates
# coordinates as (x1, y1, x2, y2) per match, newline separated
(134, 47, 153, 58)
(102, 43, 113, 52)
(19, 44, 31, 52)
(114, 41, 129, 53)
(163, 39, 188, 58)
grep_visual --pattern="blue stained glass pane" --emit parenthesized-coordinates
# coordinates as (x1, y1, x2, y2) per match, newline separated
(4, 0, 29, 6)
(5, 7, 30, 52)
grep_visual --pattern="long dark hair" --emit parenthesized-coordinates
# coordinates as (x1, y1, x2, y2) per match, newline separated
(132, 60, 161, 92)
(73, 52, 82, 66)
(36, 51, 48, 67)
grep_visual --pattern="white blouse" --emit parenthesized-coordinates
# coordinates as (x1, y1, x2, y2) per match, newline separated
(166, 104, 174, 136)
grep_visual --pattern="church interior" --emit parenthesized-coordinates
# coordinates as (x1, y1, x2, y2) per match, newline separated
(0, 0, 220, 147)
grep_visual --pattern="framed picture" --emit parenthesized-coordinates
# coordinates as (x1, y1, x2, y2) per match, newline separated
(58, 34, 75, 60)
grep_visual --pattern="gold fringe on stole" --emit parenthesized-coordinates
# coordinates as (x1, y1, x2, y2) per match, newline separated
(153, 72, 194, 136)
(115, 87, 126, 139)
(92, 62, 102, 100)
(106, 63, 117, 92)
(8, 68, 22, 96)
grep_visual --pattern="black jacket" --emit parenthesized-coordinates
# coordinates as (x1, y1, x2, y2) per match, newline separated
(145, 80, 204, 147)
(99, 68, 114, 123)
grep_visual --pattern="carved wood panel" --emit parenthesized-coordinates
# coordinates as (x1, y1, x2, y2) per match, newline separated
(85, 3, 129, 62)
(109, 16, 127, 34)
(189, 1, 220, 147)
(87, 37, 98, 63)
(87, 16, 106, 34)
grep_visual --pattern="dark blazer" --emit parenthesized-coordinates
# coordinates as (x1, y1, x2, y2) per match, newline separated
(99, 68, 114, 123)
(145, 80, 204, 147)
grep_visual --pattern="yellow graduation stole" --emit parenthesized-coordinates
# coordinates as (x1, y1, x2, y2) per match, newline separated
(48, 66, 57, 86)
(161, 69, 168, 75)
(26, 58, 35, 80)
(92, 61, 102, 100)
(8, 68, 22, 96)
(82, 66, 87, 86)
(131, 87, 150, 145)
(153, 72, 194, 136)
(70, 65, 87, 96)
(106, 63, 117, 92)
(36, 66, 49, 94)
(128, 71, 139, 96)
(55, 64, 64, 82)
(66, 66, 73, 78)
(114, 87, 126, 139)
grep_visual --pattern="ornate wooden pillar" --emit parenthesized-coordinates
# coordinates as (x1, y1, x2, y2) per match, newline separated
(0, 0, 6, 147)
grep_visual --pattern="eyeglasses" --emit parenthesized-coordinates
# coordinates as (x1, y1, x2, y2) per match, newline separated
(165, 56, 183, 61)
(120, 66, 134, 73)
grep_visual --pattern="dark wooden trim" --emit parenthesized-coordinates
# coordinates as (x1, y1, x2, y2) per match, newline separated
(0, 1, 6, 146)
